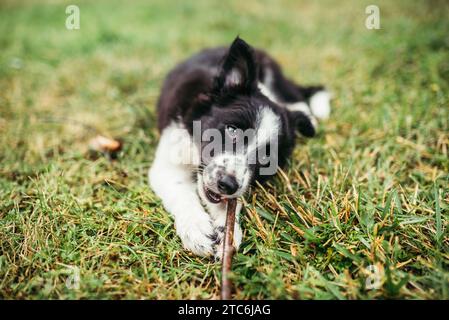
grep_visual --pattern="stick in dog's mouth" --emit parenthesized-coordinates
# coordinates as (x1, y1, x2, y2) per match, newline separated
(221, 198, 237, 299)
(204, 187, 238, 204)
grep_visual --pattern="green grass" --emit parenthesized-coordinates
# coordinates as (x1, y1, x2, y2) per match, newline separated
(0, 0, 448, 299)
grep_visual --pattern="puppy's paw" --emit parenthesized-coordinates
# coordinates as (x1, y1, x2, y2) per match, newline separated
(213, 223, 242, 262)
(175, 212, 217, 257)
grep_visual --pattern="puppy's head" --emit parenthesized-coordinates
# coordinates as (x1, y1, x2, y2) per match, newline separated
(194, 37, 315, 204)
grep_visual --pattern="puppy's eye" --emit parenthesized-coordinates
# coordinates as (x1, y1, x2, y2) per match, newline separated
(225, 125, 238, 140)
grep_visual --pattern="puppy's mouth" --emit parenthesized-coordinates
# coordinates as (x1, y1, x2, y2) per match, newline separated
(204, 187, 223, 204)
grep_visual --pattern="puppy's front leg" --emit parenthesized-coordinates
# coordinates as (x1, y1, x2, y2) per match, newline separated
(149, 125, 216, 257)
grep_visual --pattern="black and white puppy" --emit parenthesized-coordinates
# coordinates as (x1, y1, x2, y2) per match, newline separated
(149, 37, 330, 260)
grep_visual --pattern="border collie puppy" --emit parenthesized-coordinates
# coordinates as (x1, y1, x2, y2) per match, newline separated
(149, 37, 330, 260)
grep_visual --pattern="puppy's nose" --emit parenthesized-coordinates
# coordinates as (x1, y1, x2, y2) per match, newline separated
(217, 175, 239, 195)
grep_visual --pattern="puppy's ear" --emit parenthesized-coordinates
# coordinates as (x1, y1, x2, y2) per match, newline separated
(213, 37, 258, 95)
(289, 111, 316, 137)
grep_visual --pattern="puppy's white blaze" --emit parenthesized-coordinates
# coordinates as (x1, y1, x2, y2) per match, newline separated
(310, 90, 331, 120)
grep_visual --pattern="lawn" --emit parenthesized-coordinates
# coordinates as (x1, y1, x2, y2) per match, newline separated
(0, 0, 448, 299)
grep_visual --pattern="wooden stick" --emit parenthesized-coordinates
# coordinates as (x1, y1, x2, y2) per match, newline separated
(220, 198, 237, 300)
